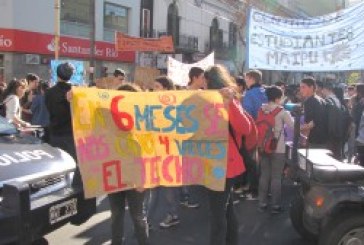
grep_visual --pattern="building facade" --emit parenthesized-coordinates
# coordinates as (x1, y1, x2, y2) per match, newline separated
(138, 0, 244, 75)
(0, 0, 140, 83)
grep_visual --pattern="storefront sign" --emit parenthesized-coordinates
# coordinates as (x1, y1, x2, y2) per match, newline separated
(0, 28, 135, 62)
(248, 2, 364, 71)
(116, 32, 174, 53)
(71, 87, 228, 198)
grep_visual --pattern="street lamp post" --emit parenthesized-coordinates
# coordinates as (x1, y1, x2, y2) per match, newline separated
(54, 0, 60, 60)
(89, 0, 96, 84)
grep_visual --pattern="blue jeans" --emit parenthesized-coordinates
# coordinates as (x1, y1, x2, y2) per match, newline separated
(108, 190, 148, 245)
(207, 178, 238, 245)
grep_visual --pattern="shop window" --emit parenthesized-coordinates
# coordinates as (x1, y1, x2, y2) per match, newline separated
(104, 2, 129, 42)
(60, 0, 91, 38)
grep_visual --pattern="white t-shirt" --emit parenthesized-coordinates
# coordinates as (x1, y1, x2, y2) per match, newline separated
(4, 94, 21, 122)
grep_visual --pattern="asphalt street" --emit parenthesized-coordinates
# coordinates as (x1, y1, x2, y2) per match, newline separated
(46, 180, 315, 245)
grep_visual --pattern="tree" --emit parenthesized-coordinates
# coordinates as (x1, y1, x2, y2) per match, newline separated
(219, 0, 286, 74)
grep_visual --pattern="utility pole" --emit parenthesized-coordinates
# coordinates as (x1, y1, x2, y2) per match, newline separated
(54, 0, 60, 60)
(89, 0, 96, 84)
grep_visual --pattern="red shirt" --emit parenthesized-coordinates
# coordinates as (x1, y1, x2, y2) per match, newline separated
(226, 99, 255, 178)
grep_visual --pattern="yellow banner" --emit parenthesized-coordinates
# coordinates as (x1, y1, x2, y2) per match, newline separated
(71, 87, 229, 198)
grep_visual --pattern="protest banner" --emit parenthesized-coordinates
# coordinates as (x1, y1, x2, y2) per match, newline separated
(115, 32, 174, 53)
(167, 52, 214, 86)
(51, 59, 84, 85)
(134, 67, 161, 89)
(248, 2, 364, 71)
(71, 87, 229, 198)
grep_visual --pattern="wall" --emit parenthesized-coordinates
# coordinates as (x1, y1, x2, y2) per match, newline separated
(153, 0, 242, 64)
(0, 0, 140, 39)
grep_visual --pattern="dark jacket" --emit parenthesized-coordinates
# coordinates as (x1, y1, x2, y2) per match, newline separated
(45, 82, 73, 136)
(31, 94, 50, 126)
(303, 95, 328, 145)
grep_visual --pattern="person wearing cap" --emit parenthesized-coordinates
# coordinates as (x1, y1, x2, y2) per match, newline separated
(114, 68, 125, 82)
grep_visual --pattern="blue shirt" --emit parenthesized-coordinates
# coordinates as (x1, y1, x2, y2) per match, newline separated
(242, 84, 267, 119)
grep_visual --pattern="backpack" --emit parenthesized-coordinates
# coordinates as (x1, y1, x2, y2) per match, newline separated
(256, 107, 282, 155)
(326, 98, 352, 141)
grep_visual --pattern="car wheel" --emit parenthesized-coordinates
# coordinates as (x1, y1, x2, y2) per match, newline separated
(289, 196, 318, 241)
(318, 212, 364, 245)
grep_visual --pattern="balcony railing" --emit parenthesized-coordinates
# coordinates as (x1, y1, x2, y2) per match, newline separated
(178, 34, 198, 52)
(205, 42, 237, 59)
(153, 30, 198, 53)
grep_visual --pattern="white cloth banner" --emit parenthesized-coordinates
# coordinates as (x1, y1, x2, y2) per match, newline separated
(168, 53, 214, 86)
(248, 2, 364, 71)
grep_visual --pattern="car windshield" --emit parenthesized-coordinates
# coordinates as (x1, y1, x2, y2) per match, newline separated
(0, 116, 17, 135)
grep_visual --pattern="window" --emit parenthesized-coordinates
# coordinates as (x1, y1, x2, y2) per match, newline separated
(60, 0, 91, 37)
(167, 3, 180, 46)
(142, 8, 151, 38)
(229, 22, 237, 48)
(104, 2, 128, 42)
(210, 18, 222, 50)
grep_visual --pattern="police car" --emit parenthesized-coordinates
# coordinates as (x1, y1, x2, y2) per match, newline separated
(0, 116, 95, 244)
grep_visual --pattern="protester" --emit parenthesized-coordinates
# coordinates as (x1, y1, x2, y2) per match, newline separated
(107, 83, 149, 245)
(45, 63, 76, 158)
(114, 68, 126, 82)
(204, 64, 254, 245)
(45, 61, 96, 227)
(2, 78, 30, 128)
(30, 81, 50, 142)
(299, 77, 328, 148)
(188, 67, 206, 90)
(322, 82, 349, 160)
(21, 73, 40, 122)
(235, 76, 247, 100)
(347, 85, 356, 99)
(257, 86, 294, 214)
(355, 109, 364, 166)
(242, 69, 267, 119)
(240, 69, 267, 199)
(151, 76, 182, 228)
(351, 84, 364, 137)
(315, 80, 324, 98)
(171, 67, 206, 209)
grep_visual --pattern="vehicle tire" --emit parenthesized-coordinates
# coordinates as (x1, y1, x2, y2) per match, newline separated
(318, 212, 364, 245)
(289, 196, 318, 241)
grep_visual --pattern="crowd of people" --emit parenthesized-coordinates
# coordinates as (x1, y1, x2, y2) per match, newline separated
(1, 62, 363, 245)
